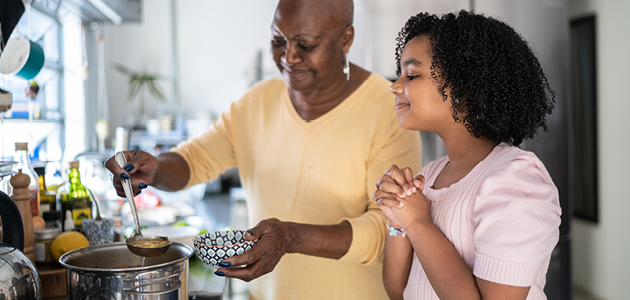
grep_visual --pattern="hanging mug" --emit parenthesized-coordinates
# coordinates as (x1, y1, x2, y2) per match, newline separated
(0, 34, 45, 80)
(0, 87, 12, 113)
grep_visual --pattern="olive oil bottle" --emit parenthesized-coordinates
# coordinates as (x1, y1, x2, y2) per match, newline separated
(67, 161, 92, 232)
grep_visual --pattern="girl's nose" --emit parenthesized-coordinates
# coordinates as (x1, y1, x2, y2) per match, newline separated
(390, 79, 403, 95)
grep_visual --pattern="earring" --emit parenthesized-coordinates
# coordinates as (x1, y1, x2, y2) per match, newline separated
(343, 53, 350, 81)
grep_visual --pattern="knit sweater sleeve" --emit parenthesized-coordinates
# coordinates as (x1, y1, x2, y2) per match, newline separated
(472, 152, 562, 286)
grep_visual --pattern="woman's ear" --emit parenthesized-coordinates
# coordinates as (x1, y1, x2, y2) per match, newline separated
(342, 25, 354, 54)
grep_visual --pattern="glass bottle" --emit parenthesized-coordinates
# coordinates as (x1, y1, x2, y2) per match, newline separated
(12, 142, 40, 217)
(56, 175, 70, 231)
(35, 166, 57, 216)
(67, 161, 93, 232)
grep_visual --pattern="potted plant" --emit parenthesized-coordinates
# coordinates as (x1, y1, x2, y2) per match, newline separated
(113, 63, 167, 128)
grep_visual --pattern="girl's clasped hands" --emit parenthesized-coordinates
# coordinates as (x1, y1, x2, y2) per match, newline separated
(372, 164, 429, 234)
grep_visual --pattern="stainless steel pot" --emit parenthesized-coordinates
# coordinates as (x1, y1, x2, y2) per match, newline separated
(59, 242, 193, 300)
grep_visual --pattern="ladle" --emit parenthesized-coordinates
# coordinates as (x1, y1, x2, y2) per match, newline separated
(115, 152, 172, 257)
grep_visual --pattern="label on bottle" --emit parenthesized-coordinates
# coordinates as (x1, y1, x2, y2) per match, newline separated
(29, 186, 40, 217)
(33, 241, 46, 262)
(71, 196, 92, 226)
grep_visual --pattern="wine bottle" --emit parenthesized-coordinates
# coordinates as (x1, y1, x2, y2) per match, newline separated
(67, 161, 93, 232)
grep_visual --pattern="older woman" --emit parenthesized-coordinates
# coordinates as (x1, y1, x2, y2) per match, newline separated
(105, 0, 421, 299)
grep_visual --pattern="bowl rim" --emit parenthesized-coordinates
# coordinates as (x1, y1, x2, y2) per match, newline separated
(192, 238, 258, 248)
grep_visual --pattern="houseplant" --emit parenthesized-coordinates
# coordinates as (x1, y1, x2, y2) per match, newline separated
(113, 63, 167, 128)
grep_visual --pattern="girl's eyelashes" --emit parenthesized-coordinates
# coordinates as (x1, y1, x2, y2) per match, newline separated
(407, 75, 419, 80)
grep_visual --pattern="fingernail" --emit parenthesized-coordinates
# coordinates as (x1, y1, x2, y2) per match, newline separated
(407, 189, 412, 196)
(399, 193, 405, 198)
(136, 190, 141, 195)
(124, 164, 134, 172)
(412, 187, 417, 193)
(398, 201, 404, 208)
(214, 271, 225, 277)
(246, 230, 254, 237)
(219, 261, 231, 267)
(139, 183, 148, 189)
(120, 173, 130, 179)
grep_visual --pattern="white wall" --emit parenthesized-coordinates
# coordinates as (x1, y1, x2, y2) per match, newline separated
(104, 0, 281, 130)
(569, 0, 630, 299)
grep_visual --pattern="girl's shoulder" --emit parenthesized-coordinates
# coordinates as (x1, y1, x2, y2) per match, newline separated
(478, 144, 558, 203)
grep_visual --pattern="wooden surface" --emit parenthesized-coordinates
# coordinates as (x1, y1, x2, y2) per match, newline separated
(37, 263, 67, 299)
(11, 170, 35, 262)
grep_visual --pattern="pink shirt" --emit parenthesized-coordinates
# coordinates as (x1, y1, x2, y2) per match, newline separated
(403, 143, 562, 299)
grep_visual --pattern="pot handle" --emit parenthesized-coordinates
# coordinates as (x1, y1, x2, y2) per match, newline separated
(123, 272, 182, 295)
(0, 190, 25, 251)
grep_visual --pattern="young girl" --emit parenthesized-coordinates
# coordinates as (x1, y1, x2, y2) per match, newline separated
(372, 11, 562, 300)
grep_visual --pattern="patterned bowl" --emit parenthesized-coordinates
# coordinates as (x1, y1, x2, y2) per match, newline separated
(192, 230, 257, 267)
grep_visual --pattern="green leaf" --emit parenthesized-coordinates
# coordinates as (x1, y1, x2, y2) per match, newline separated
(112, 63, 133, 75)
(127, 80, 142, 102)
(147, 79, 165, 101)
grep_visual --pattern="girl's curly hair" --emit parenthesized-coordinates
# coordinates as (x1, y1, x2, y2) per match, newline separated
(395, 10, 555, 146)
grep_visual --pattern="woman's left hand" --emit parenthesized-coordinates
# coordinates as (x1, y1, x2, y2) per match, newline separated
(213, 218, 293, 282)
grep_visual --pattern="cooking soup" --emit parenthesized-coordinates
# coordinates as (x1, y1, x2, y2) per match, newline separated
(129, 238, 171, 248)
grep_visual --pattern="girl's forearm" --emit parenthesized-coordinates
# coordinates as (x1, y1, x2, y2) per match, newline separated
(383, 234, 414, 300)
(406, 220, 481, 300)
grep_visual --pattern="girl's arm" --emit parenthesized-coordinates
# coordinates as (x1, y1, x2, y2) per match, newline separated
(403, 212, 530, 300)
(383, 233, 413, 300)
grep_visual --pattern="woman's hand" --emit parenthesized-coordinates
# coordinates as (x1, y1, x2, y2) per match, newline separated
(373, 165, 424, 226)
(214, 218, 294, 282)
(104, 150, 158, 197)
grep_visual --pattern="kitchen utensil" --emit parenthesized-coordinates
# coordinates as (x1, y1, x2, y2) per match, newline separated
(0, 190, 43, 300)
(114, 151, 171, 257)
(143, 225, 200, 249)
(0, 34, 45, 80)
(59, 242, 193, 300)
(89, 189, 104, 221)
(192, 230, 257, 268)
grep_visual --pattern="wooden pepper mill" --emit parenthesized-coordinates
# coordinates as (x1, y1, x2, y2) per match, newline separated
(10, 169, 35, 262)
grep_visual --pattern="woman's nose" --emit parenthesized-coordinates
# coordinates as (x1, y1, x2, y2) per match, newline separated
(281, 43, 300, 65)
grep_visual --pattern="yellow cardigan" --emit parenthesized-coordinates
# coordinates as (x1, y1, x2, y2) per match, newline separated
(174, 74, 422, 300)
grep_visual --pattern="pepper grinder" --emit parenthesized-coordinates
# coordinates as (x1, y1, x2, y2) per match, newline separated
(10, 169, 35, 262)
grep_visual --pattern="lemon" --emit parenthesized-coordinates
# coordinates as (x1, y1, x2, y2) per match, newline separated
(51, 231, 90, 261)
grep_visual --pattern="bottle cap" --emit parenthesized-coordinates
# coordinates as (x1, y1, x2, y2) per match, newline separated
(69, 161, 80, 169)
(34, 227, 62, 240)
(64, 210, 75, 231)
(15, 142, 28, 151)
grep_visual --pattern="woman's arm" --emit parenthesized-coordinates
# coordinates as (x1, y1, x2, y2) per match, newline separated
(383, 234, 413, 300)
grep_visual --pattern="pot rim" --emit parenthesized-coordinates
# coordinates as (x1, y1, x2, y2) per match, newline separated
(59, 241, 193, 272)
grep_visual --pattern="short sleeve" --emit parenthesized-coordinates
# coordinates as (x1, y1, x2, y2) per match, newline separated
(472, 154, 562, 286)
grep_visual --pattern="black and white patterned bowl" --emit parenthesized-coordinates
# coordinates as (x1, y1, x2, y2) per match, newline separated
(192, 230, 257, 267)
